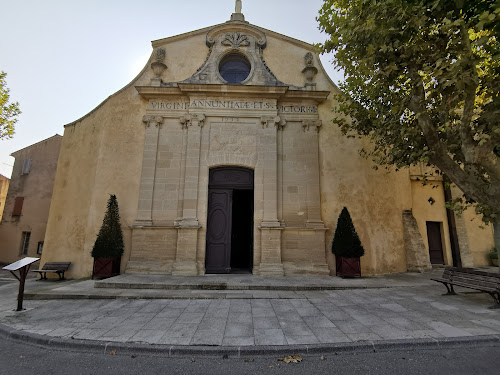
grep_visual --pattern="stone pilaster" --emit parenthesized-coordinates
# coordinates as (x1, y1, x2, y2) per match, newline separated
(302, 119, 324, 229)
(172, 113, 205, 275)
(258, 116, 284, 276)
(134, 115, 164, 226)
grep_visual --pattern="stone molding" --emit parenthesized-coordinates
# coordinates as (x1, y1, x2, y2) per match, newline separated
(142, 115, 164, 128)
(302, 119, 321, 132)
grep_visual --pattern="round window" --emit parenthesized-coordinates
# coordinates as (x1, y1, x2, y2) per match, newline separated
(219, 53, 251, 84)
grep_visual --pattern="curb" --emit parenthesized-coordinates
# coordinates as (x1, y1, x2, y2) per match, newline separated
(1, 322, 499, 357)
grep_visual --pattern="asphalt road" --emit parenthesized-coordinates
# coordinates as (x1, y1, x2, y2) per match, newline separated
(0, 337, 499, 375)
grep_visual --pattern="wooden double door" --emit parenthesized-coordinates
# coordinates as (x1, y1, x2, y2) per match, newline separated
(205, 167, 254, 274)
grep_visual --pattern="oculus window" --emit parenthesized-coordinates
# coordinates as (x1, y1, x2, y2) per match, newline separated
(219, 53, 251, 83)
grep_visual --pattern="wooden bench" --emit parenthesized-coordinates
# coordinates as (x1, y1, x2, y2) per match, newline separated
(431, 267, 500, 308)
(32, 262, 71, 280)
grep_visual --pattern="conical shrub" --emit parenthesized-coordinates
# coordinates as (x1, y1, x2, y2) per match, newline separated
(331, 207, 365, 258)
(91, 194, 124, 258)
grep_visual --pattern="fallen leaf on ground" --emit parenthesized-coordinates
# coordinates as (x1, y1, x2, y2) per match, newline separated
(321, 355, 326, 360)
(282, 355, 302, 364)
(109, 350, 116, 356)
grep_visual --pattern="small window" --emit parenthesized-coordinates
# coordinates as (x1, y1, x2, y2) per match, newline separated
(12, 197, 24, 216)
(37, 241, 44, 255)
(21, 232, 31, 255)
(219, 53, 251, 83)
(22, 159, 32, 175)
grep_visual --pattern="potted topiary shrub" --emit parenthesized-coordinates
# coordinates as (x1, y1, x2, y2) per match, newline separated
(331, 207, 365, 278)
(487, 248, 498, 267)
(91, 194, 124, 279)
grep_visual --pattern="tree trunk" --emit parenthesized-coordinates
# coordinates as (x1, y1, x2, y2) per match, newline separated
(494, 217, 500, 274)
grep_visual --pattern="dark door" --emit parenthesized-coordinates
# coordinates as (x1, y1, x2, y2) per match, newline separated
(205, 189, 232, 273)
(427, 221, 444, 264)
(230, 190, 254, 272)
(205, 167, 254, 274)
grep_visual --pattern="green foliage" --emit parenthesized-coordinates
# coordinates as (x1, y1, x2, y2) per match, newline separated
(91, 195, 124, 258)
(0, 71, 21, 140)
(317, 0, 500, 226)
(331, 207, 365, 258)
(487, 248, 498, 260)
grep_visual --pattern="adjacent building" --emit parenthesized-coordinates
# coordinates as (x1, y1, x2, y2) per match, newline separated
(0, 174, 9, 222)
(38, 7, 494, 279)
(0, 135, 62, 264)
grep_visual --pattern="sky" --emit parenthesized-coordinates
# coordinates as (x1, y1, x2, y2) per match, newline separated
(0, 0, 342, 178)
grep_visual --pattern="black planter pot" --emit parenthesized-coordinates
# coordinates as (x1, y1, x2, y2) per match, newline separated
(336, 256, 361, 278)
(92, 257, 121, 279)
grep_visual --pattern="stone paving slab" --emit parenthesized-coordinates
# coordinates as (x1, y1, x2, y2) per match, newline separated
(1, 268, 499, 354)
(1, 277, 499, 349)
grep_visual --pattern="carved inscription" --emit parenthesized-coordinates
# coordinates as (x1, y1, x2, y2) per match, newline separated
(149, 100, 317, 113)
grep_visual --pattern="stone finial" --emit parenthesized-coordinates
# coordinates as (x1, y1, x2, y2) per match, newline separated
(302, 52, 318, 91)
(155, 48, 166, 63)
(150, 48, 167, 86)
(142, 115, 164, 128)
(235, 0, 242, 13)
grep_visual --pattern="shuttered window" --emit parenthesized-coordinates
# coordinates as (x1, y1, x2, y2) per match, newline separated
(22, 159, 32, 175)
(12, 197, 24, 216)
(21, 232, 31, 255)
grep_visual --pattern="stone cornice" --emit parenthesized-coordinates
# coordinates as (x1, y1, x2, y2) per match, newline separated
(135, 84, 329, 103)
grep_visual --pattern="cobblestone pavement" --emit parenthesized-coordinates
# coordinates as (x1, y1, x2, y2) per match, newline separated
(1, 275, 499, 346)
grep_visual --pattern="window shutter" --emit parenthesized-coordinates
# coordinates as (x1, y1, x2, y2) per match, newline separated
(12, 197, 24, 216)
(22, 159, 32, 175)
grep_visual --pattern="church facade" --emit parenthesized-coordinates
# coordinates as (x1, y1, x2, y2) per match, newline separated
(39, 8, 495, 279)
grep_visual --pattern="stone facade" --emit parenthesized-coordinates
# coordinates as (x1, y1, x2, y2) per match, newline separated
(39, 10, 494, 279)
(0, 135, 62, 264)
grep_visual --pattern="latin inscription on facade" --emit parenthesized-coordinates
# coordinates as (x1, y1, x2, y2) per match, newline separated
(149, 100, 317, 114)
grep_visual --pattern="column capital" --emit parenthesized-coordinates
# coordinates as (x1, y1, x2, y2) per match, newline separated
(302, 119, 322, 132)
(180, 113, 206, 129)
(142, 115, 164, 128)
(261, 116, 285, 130)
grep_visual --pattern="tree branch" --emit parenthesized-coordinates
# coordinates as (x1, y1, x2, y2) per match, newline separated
(408, 76, 500, 207)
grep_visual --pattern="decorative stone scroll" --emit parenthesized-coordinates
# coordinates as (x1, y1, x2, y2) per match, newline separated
(142, 115, 164, 128)
(180, 113, 206, 129)
(221, 32, 250, 48)
(302, 119, 322, 132)
(260, 116, 285, 130)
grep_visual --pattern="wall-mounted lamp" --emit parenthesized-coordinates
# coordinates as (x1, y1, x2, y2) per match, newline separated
(428, 197, 435, 205)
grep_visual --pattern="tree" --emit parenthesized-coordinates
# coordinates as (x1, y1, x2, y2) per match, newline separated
(91, 194, 124, 258)
(331, 207, 365, 258)
(318, 0, 500, 264)
(0, 71, 21, 139)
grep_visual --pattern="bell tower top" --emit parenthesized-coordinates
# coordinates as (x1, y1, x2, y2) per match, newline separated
(230, 0, 245, 21)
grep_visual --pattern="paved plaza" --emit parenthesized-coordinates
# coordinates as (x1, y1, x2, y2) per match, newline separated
(1, 269, 499, 352)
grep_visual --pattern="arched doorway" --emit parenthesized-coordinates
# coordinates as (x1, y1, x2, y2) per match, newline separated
(205, 167, 254, 274)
